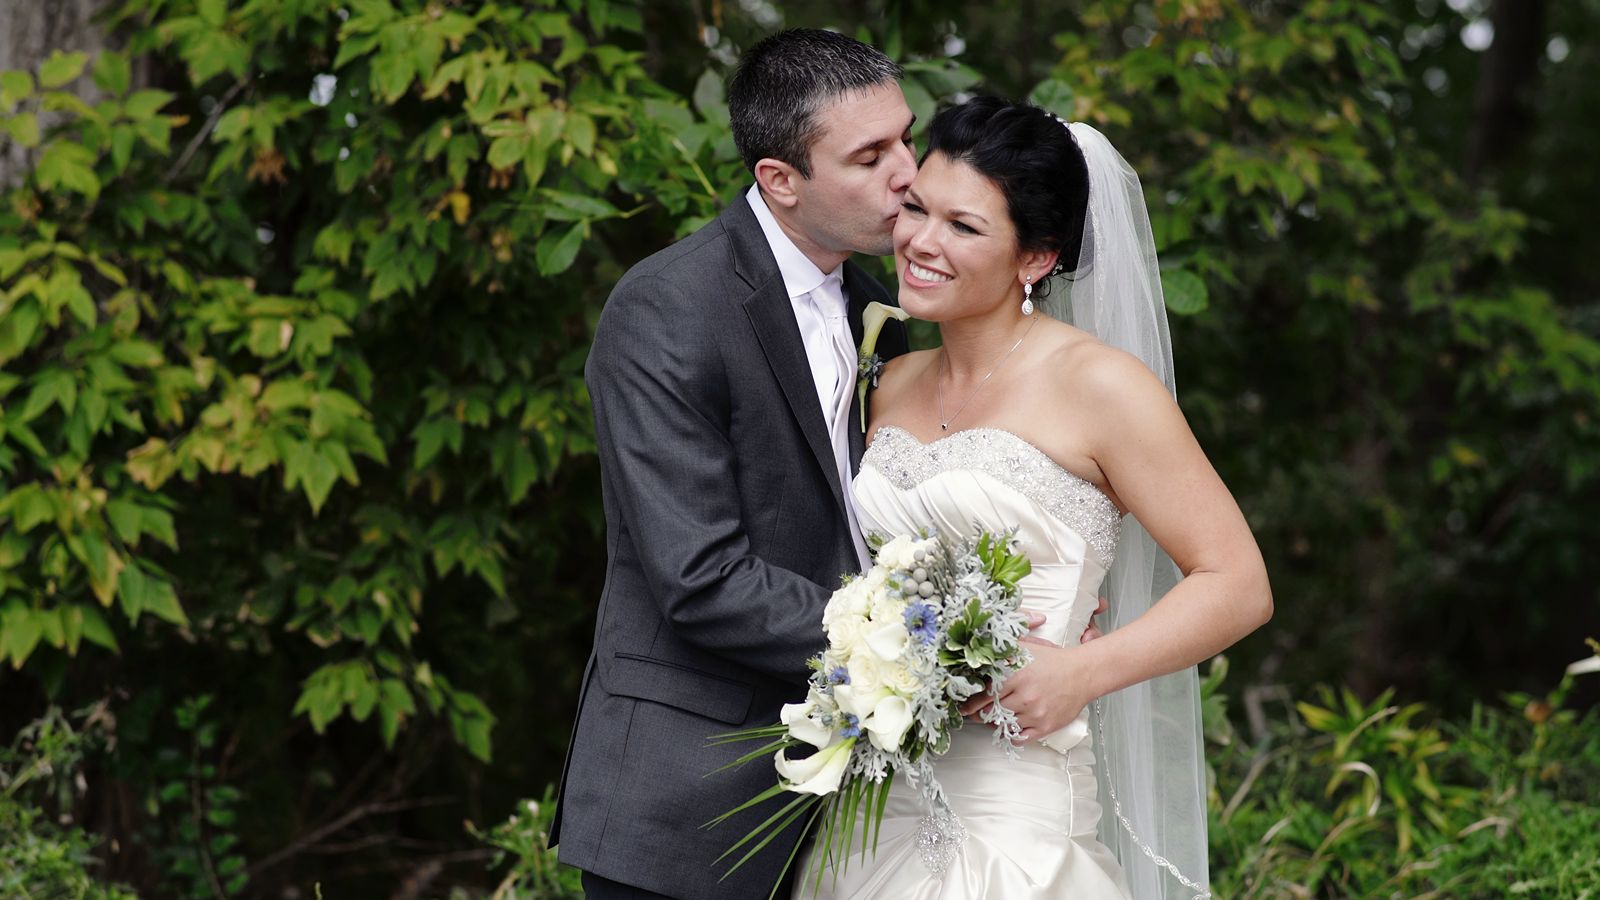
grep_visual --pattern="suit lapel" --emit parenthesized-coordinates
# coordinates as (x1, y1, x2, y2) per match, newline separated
(727, 197, 849, 516)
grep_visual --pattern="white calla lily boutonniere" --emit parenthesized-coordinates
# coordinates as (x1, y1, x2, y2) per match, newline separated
(857, 301, 911, 432)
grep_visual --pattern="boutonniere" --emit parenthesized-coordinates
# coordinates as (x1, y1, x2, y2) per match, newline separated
(856, 301, 911, 432)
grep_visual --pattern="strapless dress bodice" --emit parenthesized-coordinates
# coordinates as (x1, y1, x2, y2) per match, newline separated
(797, 425, 1135, 899)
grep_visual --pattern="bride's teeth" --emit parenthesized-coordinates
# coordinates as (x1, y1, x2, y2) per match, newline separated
(909, 262, 951, 283)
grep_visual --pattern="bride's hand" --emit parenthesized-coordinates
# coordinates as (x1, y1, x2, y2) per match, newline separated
(959, 638, 1094, 742)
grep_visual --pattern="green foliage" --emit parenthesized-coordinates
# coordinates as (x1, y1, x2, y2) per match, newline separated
(1, 707, 137, 899)
(1209, 643, 1600, 896)
(0, 0, 1594, 893)
(1033, 0, 1600, 697)
(470, 786, 584, 898)
(146, 695, 247, 897)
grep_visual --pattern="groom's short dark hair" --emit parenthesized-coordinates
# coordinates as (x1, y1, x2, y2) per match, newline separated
(728, 29, 902, 179)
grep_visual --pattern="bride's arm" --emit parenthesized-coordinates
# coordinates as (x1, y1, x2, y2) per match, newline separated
(987, 346, 1272, 740)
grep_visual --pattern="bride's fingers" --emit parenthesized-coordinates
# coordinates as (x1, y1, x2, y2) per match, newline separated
(959, 695, 991, 717)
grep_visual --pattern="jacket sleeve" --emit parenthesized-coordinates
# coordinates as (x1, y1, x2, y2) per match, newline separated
(586, 274, 830, 684)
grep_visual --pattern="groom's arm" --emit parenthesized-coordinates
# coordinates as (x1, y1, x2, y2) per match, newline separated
(587, 274, 829, 684)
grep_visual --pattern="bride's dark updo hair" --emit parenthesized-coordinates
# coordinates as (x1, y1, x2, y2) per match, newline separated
(923, 96, 1090, 298)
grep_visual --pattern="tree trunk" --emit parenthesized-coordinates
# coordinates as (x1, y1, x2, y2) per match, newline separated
(1464, 0, 1548, 181)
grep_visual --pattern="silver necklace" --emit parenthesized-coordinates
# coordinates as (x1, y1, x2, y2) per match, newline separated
(937, 316, 1039, 430)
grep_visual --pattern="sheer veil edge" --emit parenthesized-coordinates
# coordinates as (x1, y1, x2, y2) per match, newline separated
(1058, 121, 1211, 900)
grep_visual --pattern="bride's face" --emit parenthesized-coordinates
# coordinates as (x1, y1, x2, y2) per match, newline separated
(892, 152, 1024, 322)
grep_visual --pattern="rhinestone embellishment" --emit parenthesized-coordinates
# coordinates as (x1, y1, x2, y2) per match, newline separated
(915, 808, 967, 877)
(864, 427, 1122, 566)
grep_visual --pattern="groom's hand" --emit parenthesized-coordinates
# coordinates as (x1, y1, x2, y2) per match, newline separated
(1081, 596, 1109, 643)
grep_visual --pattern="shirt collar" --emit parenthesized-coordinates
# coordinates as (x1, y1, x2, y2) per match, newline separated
(746, 185, 845, 310)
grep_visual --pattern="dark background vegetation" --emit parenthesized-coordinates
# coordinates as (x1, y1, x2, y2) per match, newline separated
(0, 0, 1596, 895)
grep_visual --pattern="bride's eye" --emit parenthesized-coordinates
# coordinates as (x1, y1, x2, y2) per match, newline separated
(901, 201, 926, 215)
(952, 220, 979, 235)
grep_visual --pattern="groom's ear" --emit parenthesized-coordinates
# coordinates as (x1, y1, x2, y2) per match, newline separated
(753, 158, 803, 209)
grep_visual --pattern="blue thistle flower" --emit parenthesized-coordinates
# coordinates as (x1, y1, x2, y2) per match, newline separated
(838, 713, 862, 739)
(827, 666, 850, 686)
(904, 601, 939, 645)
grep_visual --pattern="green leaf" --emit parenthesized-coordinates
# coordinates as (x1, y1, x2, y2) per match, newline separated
(0, 298, 41, 362)
(38, 51, 88, 89)
(535, 223, 584, 276)
(1028, 78, 1075, 119)
(899, 78, 934, 138)
(108, 339, 165, 368)
(6, 112, 40, 148)
(198, 0, 226, 27)
(142, 575, 187, 626)
(106, 499, 144, 544)
(7, 483, 55, 533)
(92, 51, 131, 95)
(34, 141, 100, 200)
(692, 68, 728, 127)
(110, 123, 136, 173)
(116, 561, 149, 620)
(486, 134, 527, 170)
(123, 89, 174, 119)
(78, 605, 117, 651)
(1, 70, 34, 109)
(0, 600, 43, 667)
(1160, 269, 1209, 315)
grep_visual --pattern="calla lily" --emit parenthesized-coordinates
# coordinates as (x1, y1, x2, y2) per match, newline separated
(775, 737, 854, 795)
(863, 695, 914, 751)
(856, 301, 911, 431)
(780, 701, 833, 748)
(863, 617, 909, 662)
(833, 681, 889, 721)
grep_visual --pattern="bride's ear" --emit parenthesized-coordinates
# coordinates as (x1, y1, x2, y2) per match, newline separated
(754, 158, 802, 209)
(1019, 249, 1058, 287)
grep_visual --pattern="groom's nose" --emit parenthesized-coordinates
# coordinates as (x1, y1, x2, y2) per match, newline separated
(887, 140, 917, 193)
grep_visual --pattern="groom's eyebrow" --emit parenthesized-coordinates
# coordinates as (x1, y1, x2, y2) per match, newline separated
(844, 115, 916, 158)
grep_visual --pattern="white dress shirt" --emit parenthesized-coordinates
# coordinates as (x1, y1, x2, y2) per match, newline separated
(745, 185, 871, 569)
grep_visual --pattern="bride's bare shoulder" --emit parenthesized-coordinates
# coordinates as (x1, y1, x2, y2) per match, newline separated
(1041, 325, 1170, 408)
(875, 348, 937, 393)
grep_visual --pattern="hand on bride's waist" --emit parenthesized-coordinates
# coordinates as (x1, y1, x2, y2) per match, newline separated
(963, 596, 1108, 741)
(1020, 595, 1106, 645)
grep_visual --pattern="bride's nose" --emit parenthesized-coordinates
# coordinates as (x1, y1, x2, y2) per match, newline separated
(906, 219, 940, 258)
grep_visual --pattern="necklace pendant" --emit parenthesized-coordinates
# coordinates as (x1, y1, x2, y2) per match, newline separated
(940, 423, 948, 431)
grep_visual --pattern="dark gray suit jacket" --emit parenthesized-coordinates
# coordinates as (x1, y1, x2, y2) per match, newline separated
(552, 194, 909, 898)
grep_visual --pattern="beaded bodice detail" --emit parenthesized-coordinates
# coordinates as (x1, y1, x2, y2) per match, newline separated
(862, 426, 1122, 567)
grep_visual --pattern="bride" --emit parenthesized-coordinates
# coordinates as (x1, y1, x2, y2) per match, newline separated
(796, 97, 1272, 898)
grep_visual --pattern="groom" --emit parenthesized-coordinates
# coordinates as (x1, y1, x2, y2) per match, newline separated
(550, 30, 917, 900)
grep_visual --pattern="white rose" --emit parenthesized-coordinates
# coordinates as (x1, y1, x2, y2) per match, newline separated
(861, 566, 888, 593)
(823, 579, 872, 627)
(886, 661, 924, 696)
(775, 737, 853, 796)
(868, 588, 904, 625)
(825, 613, 868, 657)
(875, 535, 917, 570)
(862, 695, 914, 752)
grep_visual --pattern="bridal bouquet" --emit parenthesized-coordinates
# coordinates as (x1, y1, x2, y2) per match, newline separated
(707, 530, 1034, 893)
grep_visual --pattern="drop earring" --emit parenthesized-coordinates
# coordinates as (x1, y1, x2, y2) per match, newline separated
(1021, 278, 1035, 316)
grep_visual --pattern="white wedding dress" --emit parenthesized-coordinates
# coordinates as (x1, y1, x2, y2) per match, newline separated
(795, 424, 1134, 899)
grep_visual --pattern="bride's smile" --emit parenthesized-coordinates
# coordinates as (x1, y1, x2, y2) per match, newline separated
(893, 151, 1059, 327)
